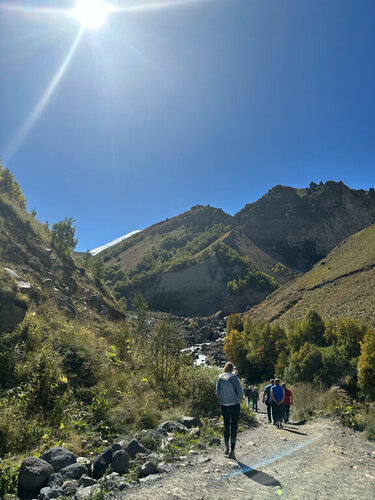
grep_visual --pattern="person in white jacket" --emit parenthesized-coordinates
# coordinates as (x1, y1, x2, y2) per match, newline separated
(216, 361, 243, 459)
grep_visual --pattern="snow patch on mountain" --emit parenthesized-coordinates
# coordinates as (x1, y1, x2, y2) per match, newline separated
(90, 230, 141, 256)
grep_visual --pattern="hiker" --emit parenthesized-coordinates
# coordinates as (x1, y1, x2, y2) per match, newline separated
(262, 378, 274, 423)
(270, 378, 285, 429)
(250, 386, 259, 412)
(244, 385, 252, 407)
(282, 382, 293, 423)
(216, 361, 243, 459)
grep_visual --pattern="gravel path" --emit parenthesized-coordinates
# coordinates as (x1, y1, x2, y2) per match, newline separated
(119, 402, 375, 500)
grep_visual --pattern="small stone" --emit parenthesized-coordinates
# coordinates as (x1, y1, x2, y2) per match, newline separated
(140, 461, 158, 477)
(38, 485, 65, 499)
(179, 416, 202, 429)
(79, 475, 97, 487)
(209, 438, 221, 446)
(158, 421, 189, 434)
(189, 428, 201, 438)
(61, 479, 78, 496)
(125, 439, 147, 459)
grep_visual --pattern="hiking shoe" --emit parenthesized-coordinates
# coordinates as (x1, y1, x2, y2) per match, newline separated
(224, 445, 229, 456)
(229, 450, 236, 460)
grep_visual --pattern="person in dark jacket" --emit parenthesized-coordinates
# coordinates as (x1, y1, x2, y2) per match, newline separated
(262, 379, 274, 423)
(216, 362, 243, 459)
(250, 387, 259, 412)
(270, 378, 285, 429)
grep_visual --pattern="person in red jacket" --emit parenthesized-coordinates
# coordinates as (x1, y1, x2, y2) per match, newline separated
(282, 382, 293, 423)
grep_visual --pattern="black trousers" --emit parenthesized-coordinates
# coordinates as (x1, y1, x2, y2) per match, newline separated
(221, 403, 240, 450)
(272, 402, 284, 423)
(284, 404, 290, 422)
(266, 400, 272, 422)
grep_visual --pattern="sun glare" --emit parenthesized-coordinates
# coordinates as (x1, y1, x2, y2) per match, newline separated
(71, 0, 109, 30)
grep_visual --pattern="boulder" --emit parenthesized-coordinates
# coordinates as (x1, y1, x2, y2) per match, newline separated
(38, 485, 65, 499)
(112, 450, 130, 474)
(40, 447, 76, 473)
(125, 439, 147, 459)
(179, 416, 202, 428)
(93, 447, 113, 479)
(79, 475, 97, 487)
(60, 463, 87, 480)
(61, 479, 78, 496)
(45, 473, 63, 488)
(158, 421, 188, 434)
(111, 443, 122, 453)
(18, 457, 54, 498)
(140, 461, 158, 477)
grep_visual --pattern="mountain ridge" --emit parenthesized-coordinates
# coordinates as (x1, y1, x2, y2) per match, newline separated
(99, 181, 375, 315)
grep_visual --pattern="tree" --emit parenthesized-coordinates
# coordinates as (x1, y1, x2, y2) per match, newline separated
(284, 342, 323, 383)
(131, 293, 149, 339)
(226, 313, 244, 333)
(287, 310, 325, 352)
(149, 319, 185, 383)
(357, 327, 375, 399)
(51, 217, 78, 253)
(334, 318, 367, 362)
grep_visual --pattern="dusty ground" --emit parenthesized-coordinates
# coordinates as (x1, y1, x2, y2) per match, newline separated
(119, 402, 375, 500)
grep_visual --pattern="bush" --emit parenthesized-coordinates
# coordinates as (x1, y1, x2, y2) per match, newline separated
(182, 365, 221, 417)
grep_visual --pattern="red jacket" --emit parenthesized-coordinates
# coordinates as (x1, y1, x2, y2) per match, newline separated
(284, 388, 292, 406)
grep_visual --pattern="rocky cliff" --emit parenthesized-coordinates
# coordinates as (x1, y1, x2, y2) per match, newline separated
(101, 181, 375, 315)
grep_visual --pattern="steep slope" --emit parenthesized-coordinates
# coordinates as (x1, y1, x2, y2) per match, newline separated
(234, 181, 375, 271)
(101, 205, 290, 315)
(0, 168, 122, 333)
(247, 223, 375, 325)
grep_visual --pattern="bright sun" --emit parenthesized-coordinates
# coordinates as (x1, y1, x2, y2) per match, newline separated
(71, 0, 109, 30)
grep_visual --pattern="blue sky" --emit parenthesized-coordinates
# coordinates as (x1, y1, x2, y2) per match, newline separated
(1, 0, 375, 251)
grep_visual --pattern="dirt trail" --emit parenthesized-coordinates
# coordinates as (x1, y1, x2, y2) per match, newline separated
(118, 402, 375, 500)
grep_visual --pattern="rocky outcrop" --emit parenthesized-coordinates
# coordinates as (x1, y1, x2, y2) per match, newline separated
(234, 182, 375, 271)
(143, 255, 269, 315)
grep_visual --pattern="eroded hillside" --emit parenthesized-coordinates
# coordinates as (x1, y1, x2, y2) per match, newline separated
(247, 223, 375, 325)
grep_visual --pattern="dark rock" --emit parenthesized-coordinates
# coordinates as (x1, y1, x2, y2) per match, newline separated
(111, 443, 121, 453)
(79, 475, 97, 487)
(112, 450, 130, 474)
(93, 447, 113, 479)
(18, 457, 54, 498)
(45, 473, 63, 487)
(61, 479, 78, 496)
(209, 438, 221, 446)
(179, 416, 202, 428)
(125, 439, 147, 459)
(140, 461, 157, 477)
(158, 421, 189, 434)
(40, 447, 76, 473)
(60, 463, 87, 480)
(38, 485, 65, 499)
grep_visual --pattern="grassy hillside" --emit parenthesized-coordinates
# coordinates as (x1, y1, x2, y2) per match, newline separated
(100, 205, 294, 313)
(247, 224, 375, 325)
